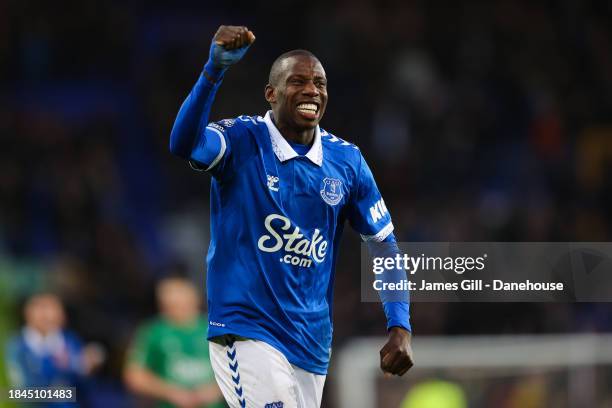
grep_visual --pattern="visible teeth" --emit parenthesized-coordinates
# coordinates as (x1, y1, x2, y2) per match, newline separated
(297, 103, 317, 112)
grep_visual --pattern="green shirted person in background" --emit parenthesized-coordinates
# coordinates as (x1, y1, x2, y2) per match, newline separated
(124, 277, 224, 408)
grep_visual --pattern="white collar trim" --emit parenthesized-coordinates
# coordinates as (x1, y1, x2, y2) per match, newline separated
(263, 111, 323, 166)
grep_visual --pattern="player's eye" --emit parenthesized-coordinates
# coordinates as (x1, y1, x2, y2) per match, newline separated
(289, 78, 304, 86)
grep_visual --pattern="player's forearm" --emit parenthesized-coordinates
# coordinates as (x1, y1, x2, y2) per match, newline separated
(368, 233, 412, 332)
(384, 302, 411, 332)
(169, 66, 223, 158)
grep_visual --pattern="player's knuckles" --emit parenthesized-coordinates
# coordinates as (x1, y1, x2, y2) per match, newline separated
(217, 26, 240, 39)
(383, 352, 399, 369)
(215, 26, 230, 36)
(380, 358, 392, 371)
(215, 33, 232, 43)
(227, 26, 246, 37)
(379, 344, 392, 356)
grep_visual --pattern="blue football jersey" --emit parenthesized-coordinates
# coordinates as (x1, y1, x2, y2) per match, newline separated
(190, 111, 396, 374)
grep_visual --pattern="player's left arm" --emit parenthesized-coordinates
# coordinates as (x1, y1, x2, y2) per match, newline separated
(346, 153, 414, 377)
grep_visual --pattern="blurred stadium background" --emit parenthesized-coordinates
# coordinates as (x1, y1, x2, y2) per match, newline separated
(2, 0, 612, 406)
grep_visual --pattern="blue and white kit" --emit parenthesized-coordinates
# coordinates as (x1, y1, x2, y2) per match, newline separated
(169, 54, 411, 406)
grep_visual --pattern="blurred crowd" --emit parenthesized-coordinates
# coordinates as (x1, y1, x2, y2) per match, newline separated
(1, 0, 612, 406)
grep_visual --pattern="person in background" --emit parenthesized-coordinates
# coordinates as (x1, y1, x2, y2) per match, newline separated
(124, 277, 223, 408)
(5, 293, 104, 406)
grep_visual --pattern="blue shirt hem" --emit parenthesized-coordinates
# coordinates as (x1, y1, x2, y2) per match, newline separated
(207, 325, 328, 375)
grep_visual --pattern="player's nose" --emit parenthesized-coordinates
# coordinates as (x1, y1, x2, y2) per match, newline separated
(302, 80, 319, 96)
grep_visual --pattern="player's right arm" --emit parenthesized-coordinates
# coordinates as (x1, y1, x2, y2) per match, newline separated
(169, 26, 255, 170)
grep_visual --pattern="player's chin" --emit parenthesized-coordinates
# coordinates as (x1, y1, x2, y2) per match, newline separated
(293, 111, 323, 128)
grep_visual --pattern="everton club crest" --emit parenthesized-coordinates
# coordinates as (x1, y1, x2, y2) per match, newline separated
(320, 177, 343, 206)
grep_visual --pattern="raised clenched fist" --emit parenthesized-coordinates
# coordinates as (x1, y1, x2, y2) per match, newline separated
(213, 25, 255, 50)
(207, 25, 255, 71)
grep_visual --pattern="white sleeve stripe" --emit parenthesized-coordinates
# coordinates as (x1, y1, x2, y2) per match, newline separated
(360, 222, 394, 242)
(188, 160, 205, 172)
(204, 126, 227, 172)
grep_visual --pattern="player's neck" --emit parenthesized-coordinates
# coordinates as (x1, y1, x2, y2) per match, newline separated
(273, 118, 314, 146)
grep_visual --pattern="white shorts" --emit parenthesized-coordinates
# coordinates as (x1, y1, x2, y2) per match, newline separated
(209, 338, 326, 408)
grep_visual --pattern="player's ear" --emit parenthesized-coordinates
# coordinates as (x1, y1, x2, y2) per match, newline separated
(265, 84, 276, 104)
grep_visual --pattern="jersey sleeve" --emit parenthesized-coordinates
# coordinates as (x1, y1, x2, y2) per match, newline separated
(127, 324, 155, 368)
(188, 119, 233, 176)
(347, 153, 394, 242)
(169, 69, 223, 159)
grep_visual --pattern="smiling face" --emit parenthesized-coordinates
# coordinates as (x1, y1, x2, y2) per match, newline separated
(265, 53, 328, 132)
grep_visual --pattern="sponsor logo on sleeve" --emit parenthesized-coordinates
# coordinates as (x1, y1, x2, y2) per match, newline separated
(369, 198, 388, 223)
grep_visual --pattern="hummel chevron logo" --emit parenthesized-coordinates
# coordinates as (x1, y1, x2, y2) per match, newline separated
(227, 342, 245, 407)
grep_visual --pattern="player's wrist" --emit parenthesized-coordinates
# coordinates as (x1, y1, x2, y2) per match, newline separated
(204, 42, 230, 83)
(389, 326, 412, 340)
(386, 317, 412, 333)
(203, 59, 226, 83)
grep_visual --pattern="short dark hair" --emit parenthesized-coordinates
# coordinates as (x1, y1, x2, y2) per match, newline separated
(268, 49, 320, 86)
